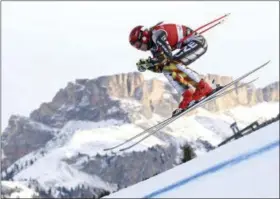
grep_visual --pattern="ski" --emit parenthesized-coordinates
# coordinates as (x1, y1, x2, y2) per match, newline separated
(103, 112, 174, 151)
(115, 61, 270, 152)
(103, 78, 258, 152)
(117, 77, 261, 152)
(103, 73, 259, 153)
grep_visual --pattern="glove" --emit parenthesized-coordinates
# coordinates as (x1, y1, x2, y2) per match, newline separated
(136, 58, 153, 72)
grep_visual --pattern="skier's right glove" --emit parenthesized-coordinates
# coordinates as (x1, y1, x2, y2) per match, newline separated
(136, 58, 154, 72)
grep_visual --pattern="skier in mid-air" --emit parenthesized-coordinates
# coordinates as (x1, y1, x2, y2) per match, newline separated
(104, 14, 270, 152)
(129, 22, 213, 116)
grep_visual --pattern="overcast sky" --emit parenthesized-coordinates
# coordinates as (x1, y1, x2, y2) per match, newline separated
(2, 1, 279, 130)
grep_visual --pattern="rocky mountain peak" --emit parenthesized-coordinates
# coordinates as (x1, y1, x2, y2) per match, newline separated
(28, 72, 177, 128)
(27, 72, 279, 128)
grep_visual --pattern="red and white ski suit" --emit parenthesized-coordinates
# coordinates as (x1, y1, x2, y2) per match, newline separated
(147, 23, 212, 111)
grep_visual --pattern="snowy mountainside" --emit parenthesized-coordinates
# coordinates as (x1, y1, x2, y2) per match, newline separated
(2, 100, 278, 198)
(1, 180, 39, 198)
(1, 115, 59, 173)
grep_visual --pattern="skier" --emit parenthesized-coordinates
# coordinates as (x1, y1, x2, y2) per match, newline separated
(129, 22, 214, 116)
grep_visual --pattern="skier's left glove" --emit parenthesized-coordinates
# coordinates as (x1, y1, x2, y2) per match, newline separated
(136, 58, 154, 72)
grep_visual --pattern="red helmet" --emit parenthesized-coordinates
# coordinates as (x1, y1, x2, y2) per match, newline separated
(129, 25, 151, 51)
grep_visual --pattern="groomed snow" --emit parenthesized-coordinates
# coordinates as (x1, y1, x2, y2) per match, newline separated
(105, 121, 279, 198)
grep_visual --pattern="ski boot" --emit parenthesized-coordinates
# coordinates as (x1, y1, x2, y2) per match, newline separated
(172, 79, 214, 117)
(192, 79, 214, 101)
(172, 88, 194, 117)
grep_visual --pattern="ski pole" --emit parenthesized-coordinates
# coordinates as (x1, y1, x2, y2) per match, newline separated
(193, 13, 230, 34)
(197, 19, 225, 35)
(173, 18, 228, 75)
(178, 13, 230, 44)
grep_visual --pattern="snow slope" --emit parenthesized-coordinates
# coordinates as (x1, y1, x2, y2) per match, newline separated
(1, 180, 39, 198)
(105, 121, 279, 198)
(12, 120, 125, 194)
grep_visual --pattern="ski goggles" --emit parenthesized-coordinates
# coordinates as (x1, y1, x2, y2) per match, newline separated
(132, 41, 148, 51)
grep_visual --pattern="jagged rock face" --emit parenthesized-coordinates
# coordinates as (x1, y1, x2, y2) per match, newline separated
(29, 72, 178, 128)
(29, 72, 279, 129)
(1, 115, 58, 170)
(29, 73, 147, 128)
(200, 74, 279, 111)
(261, 81, 279, 102)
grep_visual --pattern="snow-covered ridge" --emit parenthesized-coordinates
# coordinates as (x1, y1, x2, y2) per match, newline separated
(222, 102, 280, 128)
(3, 101, 279, 198)
(7, 102, 279, 169)
(4, 119, 125, 176)
(1, 180, 39, 198)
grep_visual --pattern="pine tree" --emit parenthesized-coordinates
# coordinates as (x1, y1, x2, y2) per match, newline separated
(48, 188, 52, 195)
(181, 145, 196, 163)
(14, 163, 19, 171)
(99, 190, 110, 198)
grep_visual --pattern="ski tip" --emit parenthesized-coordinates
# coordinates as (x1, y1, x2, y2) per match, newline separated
(103, 148, 110, 151)
(258, 60, 271, 68)
(264, 60, 271, 64)
(261, 60, 271, 66)
(119, 147, 130, 152)
(246, 77, 259, 85)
